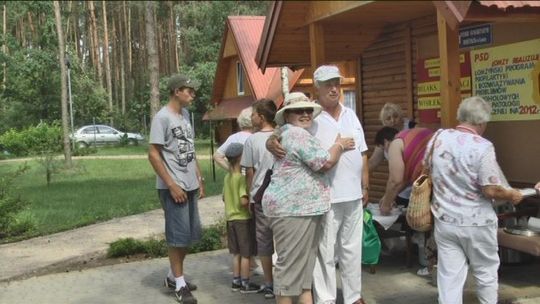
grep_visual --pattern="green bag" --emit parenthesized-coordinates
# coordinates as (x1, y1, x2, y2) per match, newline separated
(362, 209, 381, 265)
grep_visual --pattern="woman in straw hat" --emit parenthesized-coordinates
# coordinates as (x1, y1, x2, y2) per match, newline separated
(261, 92, 354, 304)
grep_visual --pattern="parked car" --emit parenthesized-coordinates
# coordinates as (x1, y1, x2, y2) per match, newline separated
(71, 125, 144, 148)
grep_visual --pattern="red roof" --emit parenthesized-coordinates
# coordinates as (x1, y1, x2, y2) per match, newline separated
(206, 16, 303, 121)
(228, 16, 280, 100)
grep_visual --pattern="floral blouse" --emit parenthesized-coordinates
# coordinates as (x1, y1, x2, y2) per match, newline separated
(262, 124, 331, 217)
(428, 129, 504, 226)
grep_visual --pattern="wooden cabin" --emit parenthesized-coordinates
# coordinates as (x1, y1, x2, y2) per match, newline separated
(203, 16, 306, 145)
(256, 1, 540, 201)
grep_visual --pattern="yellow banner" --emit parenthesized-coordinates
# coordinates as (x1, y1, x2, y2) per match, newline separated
(417, 77, 472, 96)
(418, 93, 472, 110)
(424, 54, 466, 69)
(471, 38, 540, 121)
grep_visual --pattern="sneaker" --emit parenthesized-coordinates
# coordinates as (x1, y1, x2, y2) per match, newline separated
(240, 282, 260, 294)
(416, 267, 430, 277)
(258, 285, 275, 299)
(231, 281, 242, 292)
(251, 266, 264, 276)
(174, 286, 197, 304)
(165, 277, 198, 291)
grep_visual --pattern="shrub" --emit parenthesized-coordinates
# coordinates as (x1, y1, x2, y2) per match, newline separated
(72, 146, 97, 156)
(107, 221, 227, 258)
(107, 238, 146, 258)
(0, 164, 35, 238)
(0, 123, 62, 157)
(189, 220, 227, 254)
(118, 133, 130, 146)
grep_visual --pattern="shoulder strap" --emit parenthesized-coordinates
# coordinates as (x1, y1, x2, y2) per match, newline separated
(424, 129, 443, 176)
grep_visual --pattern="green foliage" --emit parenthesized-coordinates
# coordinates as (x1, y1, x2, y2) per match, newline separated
(108, 237, 168, 258)
(72, 146, 98, 157)
(0, 122, 62, 157)
(189, 220, 227, 254)
(0, 164, 35, 239)
(118, 133, 130, 147)
(107, 237, 146, 257)
(108, 221, 227, 258)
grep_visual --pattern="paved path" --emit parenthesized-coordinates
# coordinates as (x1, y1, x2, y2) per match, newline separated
(1, 193, 539, 303)
(0, 195, 223, 282)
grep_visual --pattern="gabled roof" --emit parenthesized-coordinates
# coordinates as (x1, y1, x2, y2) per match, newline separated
(211, 16, 280, 104)
(207, 16, 304, 120)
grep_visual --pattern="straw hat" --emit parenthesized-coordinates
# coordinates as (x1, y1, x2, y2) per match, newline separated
(274, 92, 322, 126)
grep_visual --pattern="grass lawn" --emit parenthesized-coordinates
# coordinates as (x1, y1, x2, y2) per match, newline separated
(91, 138, 213, 156)
(0, 157, 225, 243)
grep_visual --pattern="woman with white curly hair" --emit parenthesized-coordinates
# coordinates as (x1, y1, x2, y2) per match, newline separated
(214, 106, 254, 170)
(427, 96, 524, 304)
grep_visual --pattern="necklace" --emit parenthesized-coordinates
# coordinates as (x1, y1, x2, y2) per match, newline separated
(455, 125, 478, 135)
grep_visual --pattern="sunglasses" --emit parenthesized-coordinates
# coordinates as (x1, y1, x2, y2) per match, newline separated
(287, 108, 314, 115)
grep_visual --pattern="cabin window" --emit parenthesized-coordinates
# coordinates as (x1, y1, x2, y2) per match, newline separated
(343, 90, 356, 112)
(237, 61, 244, 95)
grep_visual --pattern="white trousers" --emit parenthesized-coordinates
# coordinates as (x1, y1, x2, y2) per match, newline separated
(435, 220, 499, 304)
(313, 200, 363, 304)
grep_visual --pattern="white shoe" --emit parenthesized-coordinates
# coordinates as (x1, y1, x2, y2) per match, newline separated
(416, 267, 430, 276)
(251, 266, 264, 276)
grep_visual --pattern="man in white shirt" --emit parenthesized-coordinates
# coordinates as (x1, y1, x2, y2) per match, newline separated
(268, 65, 369, 304)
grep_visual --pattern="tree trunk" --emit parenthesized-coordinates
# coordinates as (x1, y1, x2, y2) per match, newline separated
(126, 2, 132, 76)
(72, 1, 81, 60)
(88, 1, 102, 85)
(102, 1, 113, 123)
(53, 1, 73, 167)
(145, 1, 160, 118)
(2, 5, 7, 91)
(169, 1, 178, 73)
(119, 4, 126, 115)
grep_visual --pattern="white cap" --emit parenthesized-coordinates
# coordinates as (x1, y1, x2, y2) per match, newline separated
(313, 65, 343, 82)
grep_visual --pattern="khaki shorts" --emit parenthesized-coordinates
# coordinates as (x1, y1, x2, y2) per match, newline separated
(252, 203, 274, 256)
(271, 216, 322, 297)
(227, 219, 256, 257)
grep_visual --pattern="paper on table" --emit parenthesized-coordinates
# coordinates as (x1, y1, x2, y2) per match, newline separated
(520, 188, 538, 198)
(367, 203, 402, 230)
(528, 217, 540, 232)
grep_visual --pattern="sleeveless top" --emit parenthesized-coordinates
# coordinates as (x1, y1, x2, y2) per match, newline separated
(395, 128, 434, 185)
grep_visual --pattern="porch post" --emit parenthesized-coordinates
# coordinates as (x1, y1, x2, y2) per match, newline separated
(309, 22, 325, 98)
(437, 10, 461, 128)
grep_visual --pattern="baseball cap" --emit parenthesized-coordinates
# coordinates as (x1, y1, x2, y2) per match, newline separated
(313, 65, 343, 82)
(225, 143, 244, 159)
(167, 74, 200, 91)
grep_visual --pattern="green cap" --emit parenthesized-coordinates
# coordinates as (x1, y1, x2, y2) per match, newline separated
(167, 74, 200, 91)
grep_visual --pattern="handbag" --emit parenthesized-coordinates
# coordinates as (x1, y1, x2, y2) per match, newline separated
(406, 130, 441, 232)
(253, 169, 272, 204)
(362, 209, 381, 265)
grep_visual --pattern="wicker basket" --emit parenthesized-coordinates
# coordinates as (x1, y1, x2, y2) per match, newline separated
(406, 173, 433, 232)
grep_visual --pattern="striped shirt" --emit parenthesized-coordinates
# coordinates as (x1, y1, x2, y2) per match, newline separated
(395, 128, 434, 185)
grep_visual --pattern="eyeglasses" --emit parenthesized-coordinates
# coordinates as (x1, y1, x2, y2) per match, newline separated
(287, 108, 314, 115)
(177, 87, 196, 97)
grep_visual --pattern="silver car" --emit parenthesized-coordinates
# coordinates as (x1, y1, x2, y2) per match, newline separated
(72, 125, 144, 148)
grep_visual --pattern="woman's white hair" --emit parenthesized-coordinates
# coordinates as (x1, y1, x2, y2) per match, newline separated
(237, 106, 253, 129)
(457, 96, 492, 125)
(379, 103, 403, 125)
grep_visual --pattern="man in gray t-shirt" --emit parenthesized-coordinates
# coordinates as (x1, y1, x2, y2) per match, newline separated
(148, 74, 204, 304)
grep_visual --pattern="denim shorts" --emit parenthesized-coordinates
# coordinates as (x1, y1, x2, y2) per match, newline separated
(158, 189, 202, 247)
